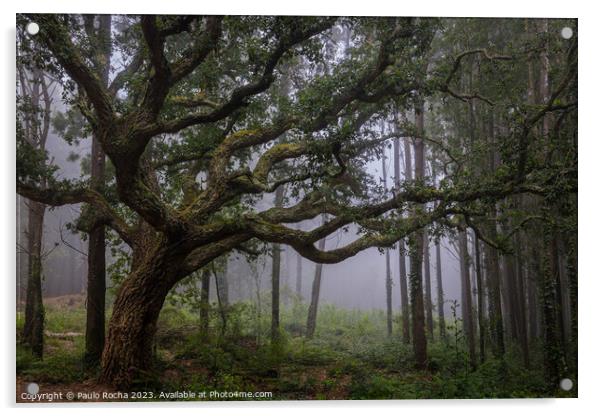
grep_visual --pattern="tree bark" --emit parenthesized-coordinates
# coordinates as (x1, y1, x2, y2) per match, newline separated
(514, 231, 530, 368)
(20, 67, 49, 359)
(423, 233, 434, 340)
(484, 111, 505, 358)
(459, 229, 477, 370)
(538, 18, 567, 388)
(271, 186, 285, 344)
(435, 240, 446, 343)
(565, 232, 577, 373)
(502, 243, 519, 342)
(526, 258, 539, 342)
(99, 244, 183, 388)
(394, 135, 411, 344)
(217, 256, 230, 307)
(399, 241, 411, 344)
(485, 229, 505, 358)
(385, 247, 393, 337)
(473, 232, 486, 363)
(380, 142, 393, 337)
(23, 200, 45, 358)
(295, 249, 303, 298)
(541, 229, 566, 388)
(85, 14, 112, 367)
(200, 268, 211, 340)
(213, 262, 228, 334)
(410, 102, 427, 369)
(306, 216, 327, 339)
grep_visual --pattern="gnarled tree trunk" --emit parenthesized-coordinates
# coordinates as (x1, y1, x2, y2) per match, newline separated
(99, 243, 185, 388)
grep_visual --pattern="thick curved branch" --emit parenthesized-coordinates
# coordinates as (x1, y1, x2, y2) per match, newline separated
(177, 233, 252, 279)
(147, 19, 335, 136)
(140, 15, 172, 116)
(17, 181, 135, 246)
(181, 120, 295, 218)
(109, 51, 144, 95)
(250, 168, 572, 255)
(170, 16, 223, 84)
(247, 203, 454, 264)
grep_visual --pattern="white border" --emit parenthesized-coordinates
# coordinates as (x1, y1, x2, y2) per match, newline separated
(1, 1, 600, 415)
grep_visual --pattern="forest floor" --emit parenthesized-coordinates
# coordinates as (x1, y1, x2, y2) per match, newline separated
(16, 294, 576, 402)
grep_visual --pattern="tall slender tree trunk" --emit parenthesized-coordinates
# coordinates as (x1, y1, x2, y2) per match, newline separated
(20, 67, 50, 359)
(435, 240, 446, 343)
(473, 232, 486, 363)
(485, 225, 505, 358)
(459, 229, 477, 370)
(423, 233, 434, 340)
(217, 257, 230, 307)
(502, 244, 520, 343)
(463, 56, 486, 364)
(213, 262, 228, 333)
(541, 229, 566, 387)
(23, 200, 45, 358)
(271, 244, 282, 344)
(514, 232, 530, 368)
(404, 126, 414, 345)
(537, 18, 567, 388)
(483, 110, 505, 358)
(85, 14, 111, 367)
(271, 186, 285, 344)
(251, 262, 263, 343)
(556, 240, 569, 361)
(200, 268, 211, 340)
(457, 238, 469, 338)
(410, 102, 427, 369)
(398, 241, 411, 343)
(381, 142, 393, 337)
(524, 18, 541, 346)
(565, 232, 577, 373)
(269, 67, 291, 341)
(306, 216, 327, 339)
(394, 135, 411, 344)
(295, 250, 302, 298)
(526, 260, 539, 342)
(409, 233, 426, 368)
(385, 247, 393, 337)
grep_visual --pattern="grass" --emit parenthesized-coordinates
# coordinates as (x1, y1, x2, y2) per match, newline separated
(15, 294, 576, 400)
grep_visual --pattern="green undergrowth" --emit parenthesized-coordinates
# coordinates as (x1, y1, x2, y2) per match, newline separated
(16, 297, 575, 399)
